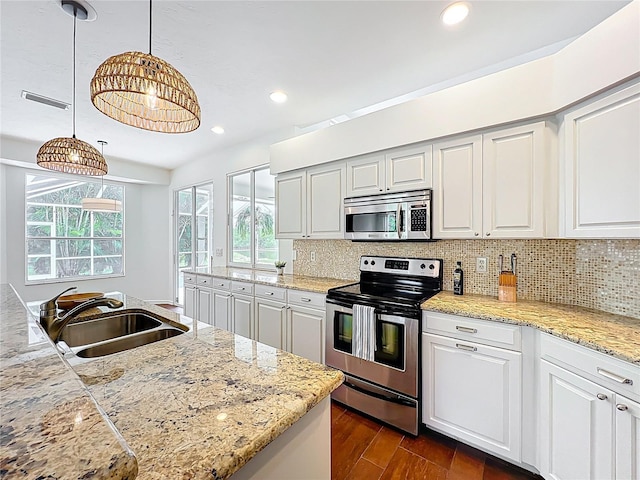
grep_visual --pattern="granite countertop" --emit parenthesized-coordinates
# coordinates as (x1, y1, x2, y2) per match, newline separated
(0, 285, 138, 479)
(423, 291, 640, 365)
(185, 267, 351, 294)
(1, 286, 343, 479)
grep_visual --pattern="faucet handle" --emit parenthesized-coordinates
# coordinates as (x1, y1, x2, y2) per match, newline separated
(40, 286, 77, 316)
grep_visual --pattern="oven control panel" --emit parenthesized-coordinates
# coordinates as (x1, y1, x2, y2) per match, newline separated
(360, 256, 441, 277)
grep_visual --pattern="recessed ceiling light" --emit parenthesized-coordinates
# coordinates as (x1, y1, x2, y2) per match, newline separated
(270, 91, 288, 103)
(441, 2, 470, 26)
(211, 126, 225, 134)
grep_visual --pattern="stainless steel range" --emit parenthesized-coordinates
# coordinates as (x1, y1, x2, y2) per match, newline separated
(325, 256, 442, 435)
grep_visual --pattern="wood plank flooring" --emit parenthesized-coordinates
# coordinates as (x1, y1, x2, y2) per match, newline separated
(331, 402, 542, 480)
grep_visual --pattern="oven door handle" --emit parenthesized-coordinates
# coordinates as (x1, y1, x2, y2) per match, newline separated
(343, 380, 416, 408)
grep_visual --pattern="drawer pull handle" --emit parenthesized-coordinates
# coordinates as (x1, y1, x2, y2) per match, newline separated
(597, 367, 633, 385)
(301, 297, 311, 302)
(239, 287, 245, 291)
(218, 283, 224, 287)
(456, 326, 477, 334)
(456, 343, 477, 352)
(617, 404, 629, 412)
(267, 292, 274, 296)
(596, 393, 608, 401)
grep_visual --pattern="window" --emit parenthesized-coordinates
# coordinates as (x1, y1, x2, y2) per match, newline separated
(228, 166, 277, 267)
(174, 183, 213, 304)
(25, 174, 124, 282)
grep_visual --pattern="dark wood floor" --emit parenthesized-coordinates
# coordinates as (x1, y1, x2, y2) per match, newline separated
(331, 402, 541, 480)
(157, 303, 183, 314)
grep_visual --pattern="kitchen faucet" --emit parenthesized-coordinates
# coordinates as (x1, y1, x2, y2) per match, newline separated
(39, 287, 124, 343)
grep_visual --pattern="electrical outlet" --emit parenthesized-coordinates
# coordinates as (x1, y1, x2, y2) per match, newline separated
(215, 248, 223, 257)
(476, 257, 487, 273)
(310, 251, 316, 262)
(292, 250, 297, 261)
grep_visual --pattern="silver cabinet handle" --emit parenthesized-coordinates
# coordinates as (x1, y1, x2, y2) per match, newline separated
(597, 367, 633, 385)
(486, 233, 490, 236)
(456, 326, 477, 334)
(266, 292, 274, 296)
(596, 393, 608, 401)
(474, 232, 479, 237)
(239, 287, 245, 291)
(617, 404, 629, 412)
(456, 343, 477, 352)
(301, 297, 311, 302)
(217, 283, 225, 287)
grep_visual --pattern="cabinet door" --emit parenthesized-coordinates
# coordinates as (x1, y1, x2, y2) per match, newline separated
(616, 395, 640, 480)
(563, 82, 640, 238)
(422, 333, 522, 462)
(184, 284, 197, 320)
(287, 304, 324, 363)
(197, 287, 213, 325)
(213, 290, 231, 331)
(346, 154, 385, 197)
(255, 298, 285, 350)
(275, 171, 306, 239)
(539, 359, 613, 480)
(483, 123, 546, 238)
(385, 144, 432, 193)
(307, 163, 346, 238)
(432, 135, 483, 238)
(232, 294, 254, 340)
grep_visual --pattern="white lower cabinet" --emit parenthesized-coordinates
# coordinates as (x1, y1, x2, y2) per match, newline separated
(287, 304, 324, 364)
(538, 333, 640, 480)
(422, 331, 522, 462)
(232, 293, 254, 339)
(183, 274, 213, 325)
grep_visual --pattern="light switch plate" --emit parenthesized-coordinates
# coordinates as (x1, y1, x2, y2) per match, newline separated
(215, 248, 223, 257)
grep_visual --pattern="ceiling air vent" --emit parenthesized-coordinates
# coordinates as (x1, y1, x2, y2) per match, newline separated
(21, 90, 70, 110)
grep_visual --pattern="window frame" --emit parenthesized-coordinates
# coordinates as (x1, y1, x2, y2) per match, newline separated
(227, 164, 277, 269)
(24, 172, 125, 285)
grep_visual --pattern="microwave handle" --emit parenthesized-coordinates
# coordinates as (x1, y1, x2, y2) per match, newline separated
(396, 204, 402, 238)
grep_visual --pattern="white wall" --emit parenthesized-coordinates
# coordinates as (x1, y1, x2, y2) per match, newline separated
(1, 164, 172, 303)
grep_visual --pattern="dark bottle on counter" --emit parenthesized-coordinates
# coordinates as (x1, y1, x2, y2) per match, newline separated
(453, 261, 464, 295)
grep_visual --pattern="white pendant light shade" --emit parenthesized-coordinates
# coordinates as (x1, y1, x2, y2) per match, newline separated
(81, 197, 122, 212)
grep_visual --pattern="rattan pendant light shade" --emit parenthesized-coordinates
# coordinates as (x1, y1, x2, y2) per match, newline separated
(37, 0, 108, 176)
(37, 137, 108, 175)
(90, 51, 201, 133)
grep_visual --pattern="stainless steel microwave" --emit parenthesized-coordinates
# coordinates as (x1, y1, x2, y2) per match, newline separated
(344, 189, 432, 241)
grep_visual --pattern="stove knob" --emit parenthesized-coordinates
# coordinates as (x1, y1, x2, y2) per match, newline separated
(371, 260, 376, 266)
(429, 264, 435, 270)
(363, 260, 369, 265)
(420, 263, 426, 269)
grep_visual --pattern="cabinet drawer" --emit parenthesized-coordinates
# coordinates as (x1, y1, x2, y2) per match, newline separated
(184, 273, 197, 285)
(197, 275, 213, 287)
(211, 277, 230, 290)
(423, 311, 521, 351)
(288, 289, 325, 308)
(254, 284, 287, 301)
(540, 332, 639, 400)
(231, 281, 254, 295)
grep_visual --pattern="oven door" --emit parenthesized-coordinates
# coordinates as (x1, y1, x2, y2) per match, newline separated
(325, 301, 419, 398)
(344, 202, 406, 240)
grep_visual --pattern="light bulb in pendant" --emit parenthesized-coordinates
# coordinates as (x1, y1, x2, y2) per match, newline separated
(69, 151, 80, 163)
(146, 85, 158, 110)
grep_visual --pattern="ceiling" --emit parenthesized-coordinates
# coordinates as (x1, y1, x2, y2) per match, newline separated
(0, 0, 630, 171)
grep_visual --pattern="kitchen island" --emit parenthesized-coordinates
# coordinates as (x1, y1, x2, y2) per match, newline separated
(0, 284, 343, 479)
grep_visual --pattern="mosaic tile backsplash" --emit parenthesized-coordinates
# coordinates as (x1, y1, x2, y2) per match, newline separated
(292, 239, 640, 319)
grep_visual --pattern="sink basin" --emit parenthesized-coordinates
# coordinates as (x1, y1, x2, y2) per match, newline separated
(75, 328, 184, 358)
(60, 312, 163, 347)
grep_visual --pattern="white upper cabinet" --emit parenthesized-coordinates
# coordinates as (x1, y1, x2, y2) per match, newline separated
(432, 135, 483, 238)
(433, 122, 551, 239)
(346, 144, 432, 197)
(482, 123, 548, 238)
(275, 162, 345, 239)
(275, 171, 306, 238)
(561, 82, 640, 238)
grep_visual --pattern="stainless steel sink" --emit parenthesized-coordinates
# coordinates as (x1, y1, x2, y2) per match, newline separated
(60, 312, 163, 347)
(75, 328, 184, 358)
(58, 310, 187, 359)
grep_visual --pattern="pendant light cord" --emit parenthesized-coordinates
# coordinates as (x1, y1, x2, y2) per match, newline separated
(148, 0, 152, 55)
(72, 7, 77, 138)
